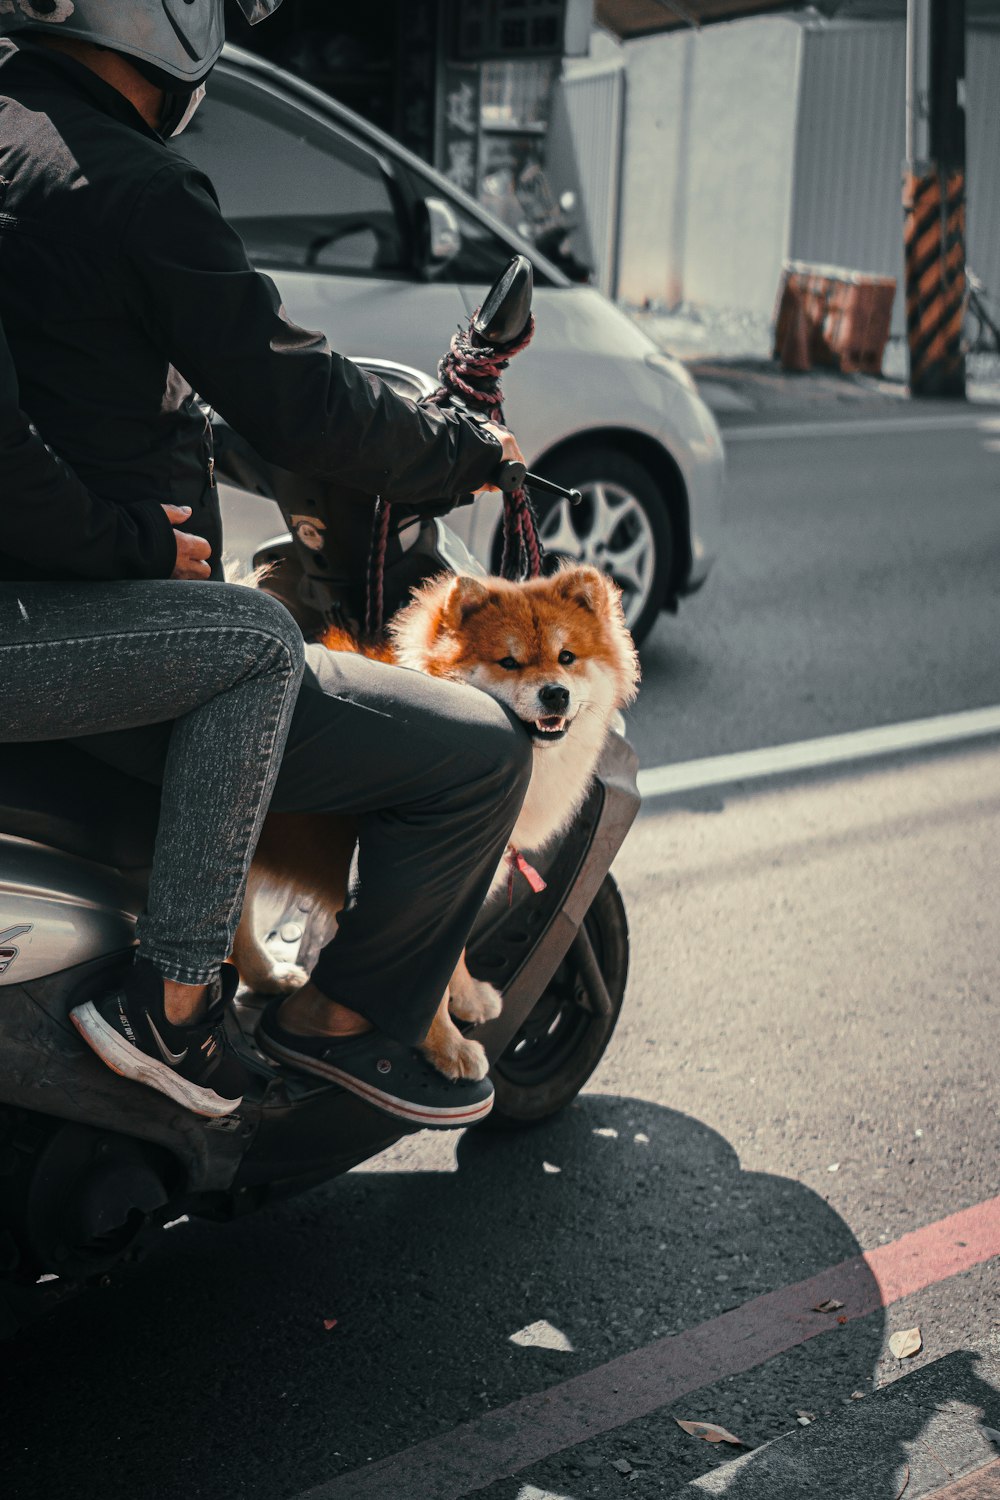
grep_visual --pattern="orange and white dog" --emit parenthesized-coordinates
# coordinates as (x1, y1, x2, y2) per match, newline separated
(233, 564, 639, 1082)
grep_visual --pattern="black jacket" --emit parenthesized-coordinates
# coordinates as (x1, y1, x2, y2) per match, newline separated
(0, 315, 176, 580)
(0, 40, 501, 583)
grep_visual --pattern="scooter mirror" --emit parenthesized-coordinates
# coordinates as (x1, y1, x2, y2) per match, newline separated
(472, 254, 533, 347)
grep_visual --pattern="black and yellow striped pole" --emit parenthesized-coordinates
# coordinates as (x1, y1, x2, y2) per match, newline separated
(904, 0, 966, 398)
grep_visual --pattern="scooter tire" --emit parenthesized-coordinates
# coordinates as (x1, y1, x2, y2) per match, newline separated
(485, 874, 628, 1129)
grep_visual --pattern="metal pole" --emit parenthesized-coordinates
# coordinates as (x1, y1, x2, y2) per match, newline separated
(905, 0, 932, 165)
(904, 0, 966, 398)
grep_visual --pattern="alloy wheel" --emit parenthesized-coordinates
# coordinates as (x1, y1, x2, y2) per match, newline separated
(538, 480, 657, 631)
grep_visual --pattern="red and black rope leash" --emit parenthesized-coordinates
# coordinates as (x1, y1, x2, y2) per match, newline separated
(363, 312, 542, 639)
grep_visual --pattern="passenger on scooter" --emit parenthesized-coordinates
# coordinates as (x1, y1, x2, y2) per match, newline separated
(0, 0, 532, 1129)
(0, 313, 306, 1118)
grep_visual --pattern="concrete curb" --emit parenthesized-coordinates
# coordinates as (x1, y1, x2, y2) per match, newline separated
(668, 1349, 1000, 1499)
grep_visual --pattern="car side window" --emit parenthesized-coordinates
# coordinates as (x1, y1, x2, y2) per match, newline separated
(175, 76, 406, 277)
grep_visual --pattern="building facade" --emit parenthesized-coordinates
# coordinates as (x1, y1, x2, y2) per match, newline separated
(608, 11, 1000, 329)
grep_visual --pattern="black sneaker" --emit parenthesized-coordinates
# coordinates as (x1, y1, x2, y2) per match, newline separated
(70, 958, 247, 1118)
(257, 998, 495, 1129)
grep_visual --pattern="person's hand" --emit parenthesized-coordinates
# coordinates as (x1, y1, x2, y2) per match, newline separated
(475, 421, 526, 494)
(163, 504, 212, 580)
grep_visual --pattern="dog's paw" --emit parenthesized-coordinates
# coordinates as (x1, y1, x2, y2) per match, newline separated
(422, 1033, 490, 1082)
(449, 972, 503, 1025)
(242, 962, 309, 996)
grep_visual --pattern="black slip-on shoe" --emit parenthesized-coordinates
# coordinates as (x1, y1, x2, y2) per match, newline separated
(70, 958, 247, 1119)
(256, 998, 495, 1129)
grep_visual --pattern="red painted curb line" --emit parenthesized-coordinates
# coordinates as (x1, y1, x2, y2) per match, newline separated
(299, 1194, 1000, 1500)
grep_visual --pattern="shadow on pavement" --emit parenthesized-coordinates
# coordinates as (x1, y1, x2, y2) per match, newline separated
(0, 1094, 935, 1500)
(675, 1347, 1000, 1500)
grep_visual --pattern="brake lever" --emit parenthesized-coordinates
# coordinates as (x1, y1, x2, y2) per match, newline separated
(496, 459, 581, 505)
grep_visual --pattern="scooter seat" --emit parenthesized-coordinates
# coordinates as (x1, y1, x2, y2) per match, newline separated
(0, 741, 159, 870)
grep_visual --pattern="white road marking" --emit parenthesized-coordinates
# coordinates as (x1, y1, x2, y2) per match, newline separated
(723, 412, 995, 442)
(636, 705, 1000, 799)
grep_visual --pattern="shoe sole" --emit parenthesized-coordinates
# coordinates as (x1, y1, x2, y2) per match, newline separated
(259, 1032, 494, 1128)
(70, 1001, 242, 1120)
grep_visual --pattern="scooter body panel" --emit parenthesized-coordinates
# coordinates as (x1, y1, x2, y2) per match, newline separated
(470, 731, 639, 1059)
(0, 836, 140, 986)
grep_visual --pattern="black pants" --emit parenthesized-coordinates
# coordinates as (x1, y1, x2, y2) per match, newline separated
(79, 645, 532, 1047)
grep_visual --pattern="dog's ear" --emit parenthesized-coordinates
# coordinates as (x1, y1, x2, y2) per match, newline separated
(442, 575, 492, 630)
(553, 564, 607, 614)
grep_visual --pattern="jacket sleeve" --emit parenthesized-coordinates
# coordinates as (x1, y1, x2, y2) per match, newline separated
(122, 162, 504, 504)
(0, 321, 177, 580)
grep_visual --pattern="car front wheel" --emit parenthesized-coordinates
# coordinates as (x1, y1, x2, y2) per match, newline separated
(530, 445, 674, 645)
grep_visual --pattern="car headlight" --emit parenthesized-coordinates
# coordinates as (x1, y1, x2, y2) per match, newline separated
(645, 350, 698, 395)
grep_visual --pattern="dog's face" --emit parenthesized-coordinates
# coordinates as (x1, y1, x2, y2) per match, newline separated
(392, 565, 640, 747)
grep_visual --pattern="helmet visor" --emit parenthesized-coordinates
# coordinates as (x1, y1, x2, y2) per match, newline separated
(235, 0, 285, 21)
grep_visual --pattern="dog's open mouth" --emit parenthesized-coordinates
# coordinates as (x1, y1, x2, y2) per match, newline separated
(526, 714, 569, 743)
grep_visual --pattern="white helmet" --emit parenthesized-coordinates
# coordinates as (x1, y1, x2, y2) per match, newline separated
(0, 1, 283, 88)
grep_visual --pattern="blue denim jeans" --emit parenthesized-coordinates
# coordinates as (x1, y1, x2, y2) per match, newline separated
(0, 579, 304, 985)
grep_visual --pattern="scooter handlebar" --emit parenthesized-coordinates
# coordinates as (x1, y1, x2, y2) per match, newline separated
(495, 460, 581, 505)
(496, 458, 526, 491)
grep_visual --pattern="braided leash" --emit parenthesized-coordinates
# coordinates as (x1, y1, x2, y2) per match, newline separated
(363, 311, 542, 638)
(364, 495, 390, 640)
(435, 314, 543, 585)
(434, 315, 535, 408)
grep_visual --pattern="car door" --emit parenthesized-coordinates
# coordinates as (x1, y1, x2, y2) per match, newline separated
(174, 66, 471, 382)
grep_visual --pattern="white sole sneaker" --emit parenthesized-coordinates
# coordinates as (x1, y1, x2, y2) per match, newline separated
(70, 1001, 242, 1119)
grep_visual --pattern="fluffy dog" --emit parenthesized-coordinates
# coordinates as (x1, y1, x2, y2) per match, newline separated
(233, 563, 639, 1082)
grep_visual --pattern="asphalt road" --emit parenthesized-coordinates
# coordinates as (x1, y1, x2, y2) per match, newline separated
(632, 415, 1000, 767)
(4, 412, 1000, 1500)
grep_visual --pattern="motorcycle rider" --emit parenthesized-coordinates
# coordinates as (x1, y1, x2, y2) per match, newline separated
(0, 312, 306, 1118)
(0, 0, 531, 1127)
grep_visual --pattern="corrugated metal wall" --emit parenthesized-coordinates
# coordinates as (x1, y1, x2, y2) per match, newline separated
(555, 62, 626, 296)
(790, 21, 1000, 337)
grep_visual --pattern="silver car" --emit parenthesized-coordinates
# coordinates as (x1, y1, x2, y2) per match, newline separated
(187, 45, 724, 644)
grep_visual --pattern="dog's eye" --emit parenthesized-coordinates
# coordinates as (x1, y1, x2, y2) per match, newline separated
(497, 656, 520, 671)
(558, 649, 576, 666)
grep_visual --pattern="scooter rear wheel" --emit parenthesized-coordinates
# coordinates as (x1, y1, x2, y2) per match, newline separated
(486, 874, 628, 1129)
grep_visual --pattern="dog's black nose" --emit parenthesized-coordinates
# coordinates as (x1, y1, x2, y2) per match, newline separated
(538, 683, 570, 713)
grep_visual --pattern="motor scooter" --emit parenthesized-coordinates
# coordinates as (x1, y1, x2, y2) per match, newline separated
(0, 260, 639, 1337)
